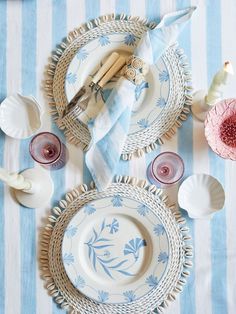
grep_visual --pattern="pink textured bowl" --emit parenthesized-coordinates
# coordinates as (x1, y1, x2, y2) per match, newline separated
(205, 98, 236, 160)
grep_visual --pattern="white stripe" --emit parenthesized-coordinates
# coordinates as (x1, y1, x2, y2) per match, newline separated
(191, 0, 207, 91)
(4, 2, 22, 313)
(221, 1, 236, 313)
(130, 0, 146, 18)
(100, 0, 115, 14)
(35, 1, 53, 313)
(67, 0, 85, 33)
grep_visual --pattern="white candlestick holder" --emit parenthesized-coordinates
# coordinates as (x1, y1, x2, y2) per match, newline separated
(13, 168, 54, 208)
(191, 89, 215, 122)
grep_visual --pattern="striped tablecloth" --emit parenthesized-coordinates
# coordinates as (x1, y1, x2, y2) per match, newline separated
(0, 1, 236, 314)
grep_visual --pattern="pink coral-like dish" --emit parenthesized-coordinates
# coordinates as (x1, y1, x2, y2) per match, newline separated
(205, 98, 236, 160)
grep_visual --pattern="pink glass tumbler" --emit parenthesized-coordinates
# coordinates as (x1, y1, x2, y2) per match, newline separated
(147, 152, 184, 188)
(29, 132, 67, 170)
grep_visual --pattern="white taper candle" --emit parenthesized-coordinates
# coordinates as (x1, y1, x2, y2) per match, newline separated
(206, 61, 234, 106)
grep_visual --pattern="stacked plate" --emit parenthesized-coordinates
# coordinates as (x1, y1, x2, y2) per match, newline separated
(42, 178, 193, 314)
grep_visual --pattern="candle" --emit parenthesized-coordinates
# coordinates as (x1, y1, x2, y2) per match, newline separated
(206, 61, 234, 106)
(0, 168, 31, 190)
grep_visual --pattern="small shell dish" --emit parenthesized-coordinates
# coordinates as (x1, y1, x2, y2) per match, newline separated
(178, 174, 225, 219)
(0, 93, 43, 139)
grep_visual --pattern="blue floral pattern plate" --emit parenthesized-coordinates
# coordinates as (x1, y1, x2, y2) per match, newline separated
(65, 33, 170, 135)
(62, 195, 169, 304)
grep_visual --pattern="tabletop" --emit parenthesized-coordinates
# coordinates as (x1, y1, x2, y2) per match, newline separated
(0, 1, 236, 314)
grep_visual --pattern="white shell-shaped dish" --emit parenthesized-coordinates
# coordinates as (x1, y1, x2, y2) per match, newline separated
(0, 93, 43, 139)
(178, 174, 225, 219)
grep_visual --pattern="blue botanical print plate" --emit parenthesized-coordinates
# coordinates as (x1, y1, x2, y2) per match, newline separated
(65, 33, 170, 135)
(62, 195, 169, 304)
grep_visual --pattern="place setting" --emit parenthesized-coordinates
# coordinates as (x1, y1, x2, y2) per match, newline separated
(0, 4, 234, 314)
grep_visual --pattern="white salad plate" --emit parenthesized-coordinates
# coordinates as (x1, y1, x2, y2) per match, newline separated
(62, 195, 169, 304)
(0, 93, 43, 139)
(178, 174, 225, 219)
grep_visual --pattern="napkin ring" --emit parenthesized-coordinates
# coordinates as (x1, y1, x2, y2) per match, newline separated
(122, 55, 149, 85)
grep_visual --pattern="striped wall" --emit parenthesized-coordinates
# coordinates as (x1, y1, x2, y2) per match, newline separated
(0, 1, 236, 314)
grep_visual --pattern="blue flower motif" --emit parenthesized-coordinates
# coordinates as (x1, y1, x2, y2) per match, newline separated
(124, 237, 147, 261)
(66, 72, 77, 84)
(74, 275, 85, 289)
(137, 118, 149, 129)
(145, 275, 158, 287)
(63, 253, 74, 266)
(87, 118, 95, 128)
(98, 290, 109, 303)
(157, 97, 166, 108)
(76, 48, 88, 61)
(99, 35, 110, 46)
(158, 252, 169, 263)
(123, 290, 136, 302)
(103, 250, 111, 258)
(84, 204, 96, 215)
(106, 218, 119, 234)
(137, 204, 150, 216)
(111, 194, 123, 207)
(153, 224, 165, 236)
(135, 81, 149, 101)
(159, 70, 169, 82)
(65, 225, 78, 238)
(124, 33, 136, 46)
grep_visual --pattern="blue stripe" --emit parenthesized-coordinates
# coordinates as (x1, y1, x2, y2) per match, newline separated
(85, 0, 100, 21)
(52, 0, 67, 313)
(146, 0, 161, 23)
(207, 2, 228, 314)
(115, 0, 130, 14)
(176, 1, 195, 314)
(20, 1, 37, 314)
(0, 2, 6, 313)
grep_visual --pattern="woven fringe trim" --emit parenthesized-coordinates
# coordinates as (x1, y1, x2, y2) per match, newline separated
(45, 13, 192, 161)
(121, 44, 193, 161)
(39, 175, 193, 313)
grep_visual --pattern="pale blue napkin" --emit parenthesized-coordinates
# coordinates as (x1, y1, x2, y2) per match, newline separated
(85, 7, 196, 191)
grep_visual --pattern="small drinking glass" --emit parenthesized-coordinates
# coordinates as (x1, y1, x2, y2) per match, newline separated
(147, 152, 184, 188)
(29, 132, 68, 170)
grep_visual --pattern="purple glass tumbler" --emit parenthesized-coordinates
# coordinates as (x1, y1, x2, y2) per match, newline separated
(29, 132, 68, 170)
(147, 152, 184, 188)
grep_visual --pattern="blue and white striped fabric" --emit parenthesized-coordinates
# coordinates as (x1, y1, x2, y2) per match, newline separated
(0, 1, 236, 314)
(86, 7, 195, 191)
(86, 78, 134, 191)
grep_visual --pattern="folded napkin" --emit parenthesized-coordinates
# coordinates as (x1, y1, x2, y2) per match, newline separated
(85, 7, 196, 191)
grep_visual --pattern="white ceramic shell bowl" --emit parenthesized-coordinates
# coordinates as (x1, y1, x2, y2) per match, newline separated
(0, 93, 43, 139)
(178, 174, 225, 219)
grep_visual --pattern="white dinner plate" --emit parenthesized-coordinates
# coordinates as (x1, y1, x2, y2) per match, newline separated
(62, 195, 169, 304)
